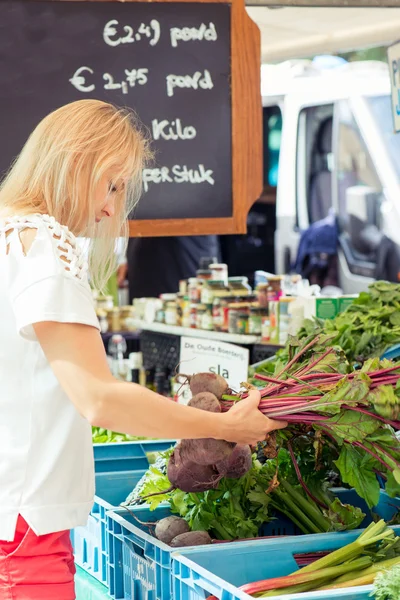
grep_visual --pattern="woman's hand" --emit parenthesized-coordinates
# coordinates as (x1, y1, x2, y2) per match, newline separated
(222, 390, 287, 445)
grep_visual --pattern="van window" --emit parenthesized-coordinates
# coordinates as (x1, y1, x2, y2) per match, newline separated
(296, 104, 334, 229)
(335, 100, 382, 224)
(263, 106, 282, 188)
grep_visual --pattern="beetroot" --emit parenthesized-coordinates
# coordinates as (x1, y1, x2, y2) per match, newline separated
(216, 444, 252, 479)
(179, 438, 234, 466)
(189, 373, 229, 400)
(155, 516, 190, 544)
(167, 446, 220, 492)
(188, 392, 221, 413)
(169, 531, 212, 547)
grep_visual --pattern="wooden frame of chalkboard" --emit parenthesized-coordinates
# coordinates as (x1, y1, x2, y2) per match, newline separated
(0, 0, 261, 237)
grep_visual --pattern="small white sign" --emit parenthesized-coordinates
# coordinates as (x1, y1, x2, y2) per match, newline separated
(388, 41, 400, 133)
(179, 336, 249, 394)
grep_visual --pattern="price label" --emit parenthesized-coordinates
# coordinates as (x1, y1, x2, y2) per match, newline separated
(179, 337, 249, 397)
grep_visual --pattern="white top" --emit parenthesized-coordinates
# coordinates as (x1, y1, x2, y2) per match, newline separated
(0, 214, 100, 541)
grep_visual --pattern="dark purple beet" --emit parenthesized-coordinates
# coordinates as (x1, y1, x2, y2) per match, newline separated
(189, 373, 228, 400)
(170, 531, 212, 547)
(180, 438, 234, 466)
(167, 446, 220, 492)
(188, 392, 221, 413)
(216, 444, 252, 479)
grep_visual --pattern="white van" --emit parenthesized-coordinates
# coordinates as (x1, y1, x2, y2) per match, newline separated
(263, 59, 400, 293)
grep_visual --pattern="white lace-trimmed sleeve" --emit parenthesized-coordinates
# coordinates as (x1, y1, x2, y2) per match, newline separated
(4, 214, 100, 341)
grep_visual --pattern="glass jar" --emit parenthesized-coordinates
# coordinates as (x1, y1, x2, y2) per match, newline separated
(256, 283, 269, 308)
(228, 277, 252, 297)
(189, 303, 198, 328)
(165, 301, 178, 326)
(182, 297, 191, 328)
(267, 276, 283, 302)
(201, 280, 230, 305)
(228, 302, 250, 335)
(209, 263, 228, 284)
(97, 309, 109, 334)
(179, 280, 188, 296)
(120, 305, 135, 331)
(108, 307, 120, 332)
(97, 295, 114, 311)
(279, 297, 295, 345)
(249, 304, 263, 335)
(188, 278, 200, 303)
(201, 306, 213, 331)
(212, 297, 223, 331)
(196, 269, 213, 282)
(196, 304, 206, 329)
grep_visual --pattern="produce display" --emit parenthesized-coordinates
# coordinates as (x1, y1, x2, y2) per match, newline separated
(91, 427, 148, 444)
(237, 520, 400, 597)
(123, 352, 400, 543)
(271, 282, 400, 369)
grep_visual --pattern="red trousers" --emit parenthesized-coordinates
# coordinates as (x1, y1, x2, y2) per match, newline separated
(0, 516, 75, 600)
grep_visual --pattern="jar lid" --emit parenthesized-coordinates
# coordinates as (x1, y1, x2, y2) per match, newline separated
(256, 283, 268, 290)
(228, 276, 249, 283)
(188, 277, 198, 284)
(196, 304, 207, 310)
(196, 269, 212, 276)
(96, 309, 107, 317)
(209, 263, 227, 269)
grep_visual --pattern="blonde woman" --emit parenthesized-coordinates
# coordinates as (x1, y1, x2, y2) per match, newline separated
(0, 99, 285, 599)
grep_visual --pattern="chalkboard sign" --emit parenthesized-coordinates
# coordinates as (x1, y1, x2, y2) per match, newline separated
(0, 0, 261, 236)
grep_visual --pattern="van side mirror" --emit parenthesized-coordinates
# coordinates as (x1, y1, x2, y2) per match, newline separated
(345, 186, 382, 254)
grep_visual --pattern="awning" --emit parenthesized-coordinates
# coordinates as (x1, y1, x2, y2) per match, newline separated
(246, 6, 400, 62)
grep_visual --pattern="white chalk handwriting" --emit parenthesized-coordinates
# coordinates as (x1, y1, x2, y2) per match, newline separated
(152, 118, 197, 141)
(143, 165, 215, 192)
(166, 70, 213, 97)
(69, 66, 149, 95)
(170, 23, 217, 48)
(103, 19, 161, 47)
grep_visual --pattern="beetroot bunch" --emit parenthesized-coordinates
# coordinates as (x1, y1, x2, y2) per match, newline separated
(167, 373, 253, 493)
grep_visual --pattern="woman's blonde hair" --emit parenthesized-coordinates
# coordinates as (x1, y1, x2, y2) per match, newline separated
(0, 99, 151, 290)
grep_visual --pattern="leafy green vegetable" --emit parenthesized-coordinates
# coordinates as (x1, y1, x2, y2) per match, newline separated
(92, 427, 150, 444)
(372, 564, 400, 600)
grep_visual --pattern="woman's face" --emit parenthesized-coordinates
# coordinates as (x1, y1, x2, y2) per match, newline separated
(94, 170, 124, 224)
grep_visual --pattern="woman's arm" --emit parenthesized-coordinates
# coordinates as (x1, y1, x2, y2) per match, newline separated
(33, 322, 285, 445)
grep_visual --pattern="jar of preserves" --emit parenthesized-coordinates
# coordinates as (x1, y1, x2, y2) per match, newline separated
(109, 307, 120, 332)
(120, 306, 135, 331)
(182, 297, 191, 328)
(209, 263, 228, 284)
(267, 276, 283, 302)
(228, 302, 250, 335)
(165, 301, 178, 326)
(196, 304, 206, 329)
(196, 269, 212, 282)
(188, 278, 200, 303)
(201, 306, 213, 331)
(212, 297, 223, 331)
(97, 309, 109, 333)
(201, 280, 229, 305)
(256, 283, 269, 309)
(228, 277, 252, 297)
(97, 295, 114, 311)
(249, 303, 263, 335)
(189, 304, 198, 328)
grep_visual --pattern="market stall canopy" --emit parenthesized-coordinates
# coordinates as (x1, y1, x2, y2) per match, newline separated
(246, 6, 400, 62)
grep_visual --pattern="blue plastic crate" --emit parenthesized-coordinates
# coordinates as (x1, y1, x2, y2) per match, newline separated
(72, 439, 175, 587)
(171, 519, 400, 600)
(105, 488, 393, 600)
(72, 470, 146, 587)
(93, 440, 175, 473)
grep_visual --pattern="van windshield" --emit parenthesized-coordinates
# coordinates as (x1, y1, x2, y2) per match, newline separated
(366, 95, 400, 182)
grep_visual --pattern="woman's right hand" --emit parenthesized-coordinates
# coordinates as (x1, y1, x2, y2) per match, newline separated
(221, 390, 287, 445)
